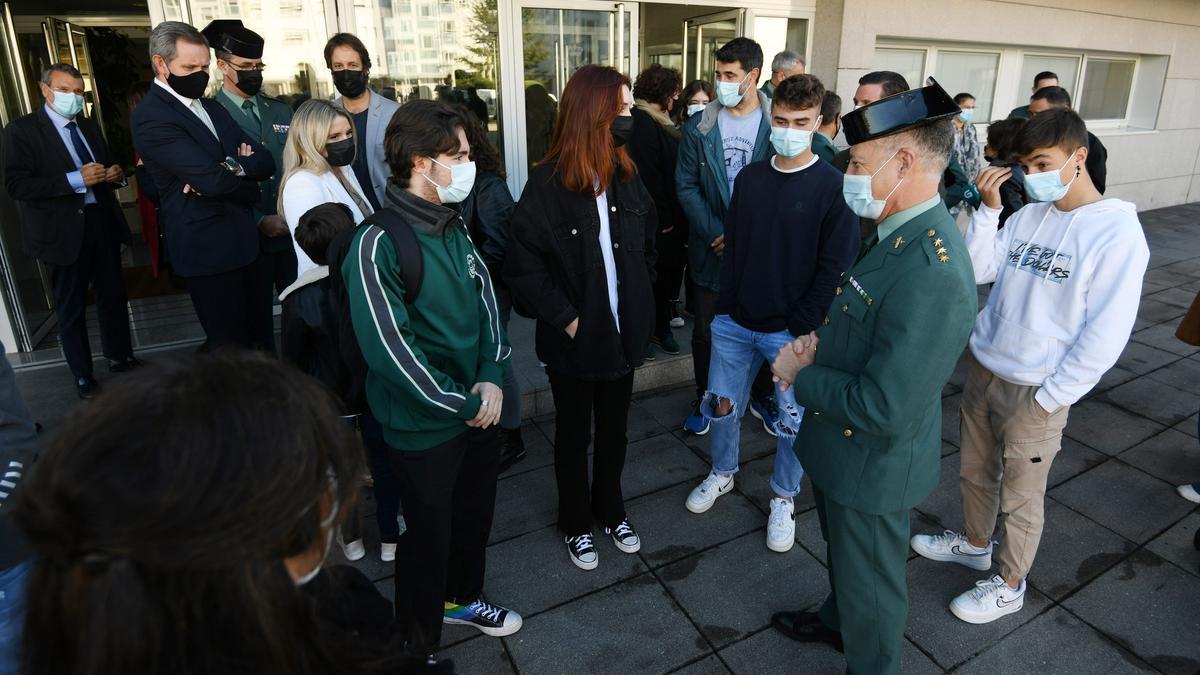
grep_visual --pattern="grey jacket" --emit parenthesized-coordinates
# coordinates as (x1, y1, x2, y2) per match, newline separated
(334, 89, 401, 207)
(0, 342, 39, 570)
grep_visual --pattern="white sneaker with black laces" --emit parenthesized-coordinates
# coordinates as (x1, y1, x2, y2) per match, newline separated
(605, 519, 641, 553)
(910, 530, 993, 571)
(443, 599, 523, 636)
(766, 497, 795, 552)
(950, 575, 1025, 624)
(565, 533, 599, 570)
(686, 472, 734, 513)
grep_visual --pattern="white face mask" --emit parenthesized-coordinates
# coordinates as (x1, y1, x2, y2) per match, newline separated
(422, 157, 476, 204)
(842, 149, 903, 221)
(686, 103, 706, 117)
(1022, 150, 1081, 203)
(770, 115, 822, 158)
(295, 495, 340, 586)
(717, 72, 751, 108)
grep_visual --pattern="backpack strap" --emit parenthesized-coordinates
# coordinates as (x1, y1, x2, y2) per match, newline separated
(360, 208, 424, 305)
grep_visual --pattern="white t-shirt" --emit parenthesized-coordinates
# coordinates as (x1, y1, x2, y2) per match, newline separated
(595, 190, 620, 333)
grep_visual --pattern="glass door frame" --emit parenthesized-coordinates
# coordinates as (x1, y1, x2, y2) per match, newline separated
(498, 0, 638, 195)
(681, 8, 741, 84)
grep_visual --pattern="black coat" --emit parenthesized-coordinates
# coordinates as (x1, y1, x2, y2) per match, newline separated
(505, 162, 657, 381)
(627, 106, 684, 236)
(459, 170, 515, 273)
(1086, 131, 1108, 195)
(2, 108, 131, 266)
(132, 82, 274, 277)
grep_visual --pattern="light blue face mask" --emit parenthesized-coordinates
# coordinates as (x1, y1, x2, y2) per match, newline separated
(958, 108, 975, 123)
(1023, 149, 1082, 203)
(842, 149, 903, 221)
(717, 72, 751, 108)
(686, 103, 706, 117)
(770, 115, 822, 158)
(50, 90, 84, 118)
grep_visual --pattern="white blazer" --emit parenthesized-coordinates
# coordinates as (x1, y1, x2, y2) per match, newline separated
(280, 167, 372, 277)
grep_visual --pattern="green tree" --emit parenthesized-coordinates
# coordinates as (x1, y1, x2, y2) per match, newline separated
(464, 0, 548, 85)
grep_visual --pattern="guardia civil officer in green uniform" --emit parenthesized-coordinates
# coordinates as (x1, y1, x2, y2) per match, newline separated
(203, 20, 297, 310)
(768, 82, 978, 674)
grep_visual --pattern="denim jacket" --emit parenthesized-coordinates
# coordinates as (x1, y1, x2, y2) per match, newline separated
(674, 92, 773, 292)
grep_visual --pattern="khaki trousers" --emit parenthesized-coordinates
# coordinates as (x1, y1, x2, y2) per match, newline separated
(959, 352, 1070, 580)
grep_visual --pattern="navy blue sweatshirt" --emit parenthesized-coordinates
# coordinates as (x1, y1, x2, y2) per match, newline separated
(716, 156, 860, 336)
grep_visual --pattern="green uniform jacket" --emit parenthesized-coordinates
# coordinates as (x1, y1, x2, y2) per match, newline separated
(1008, 105, 1032, 120)
(215, 89, 293, 252)
(813, 132, 837, 164)
(791, 202, 976, 514)
(343, 188, 509, 451)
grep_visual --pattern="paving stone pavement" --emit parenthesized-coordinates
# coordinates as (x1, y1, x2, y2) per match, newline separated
(12, 202, 1200, 673)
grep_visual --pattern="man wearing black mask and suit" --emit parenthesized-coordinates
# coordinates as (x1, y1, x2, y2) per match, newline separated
(2, 63, 139, 398)
(324, 33, 399, 211)
(132, 21, 275, 350)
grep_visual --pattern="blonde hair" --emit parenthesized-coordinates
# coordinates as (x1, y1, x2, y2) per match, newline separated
(277, 99, 367, 219)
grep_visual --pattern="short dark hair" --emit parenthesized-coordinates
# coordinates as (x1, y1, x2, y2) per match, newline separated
(714, 37, 763, 75)
(295, 203, 354, 265)
(323, 33, 371, 70)
(820, 91, 842, 122)
(985, 117, 1026, 161)
(772, 74, 825, 114)
(1013, 107, 1089, 158)
(859, 71, 909, 98)
(1033, 71, 1058, 85)
(1031, 85, 1071, 109)
(881, 118, 955, 176)
(385, 99, 467, 187)
(633, 64, 682, 109)
(953, 92, 975, 105)
(40, 62, 83, 85)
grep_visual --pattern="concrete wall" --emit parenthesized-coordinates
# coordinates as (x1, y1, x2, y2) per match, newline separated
(825, 0, 1200, 210)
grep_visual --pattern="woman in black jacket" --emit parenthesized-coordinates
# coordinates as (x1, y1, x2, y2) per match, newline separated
(504, 65, 657, 572)
(630, 64, 686, 358)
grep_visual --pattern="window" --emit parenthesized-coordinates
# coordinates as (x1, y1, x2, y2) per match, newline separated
(422, 35, 435, 49)
(873, 48, 925, 92)
(1019, 54, 1080, 99)
(935, 50, 999, 120)
(1079, 58, 1135, 120)
(442, 21, 454, 33)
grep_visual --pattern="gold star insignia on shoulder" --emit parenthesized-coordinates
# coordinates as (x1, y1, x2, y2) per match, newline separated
(936, 247, 947, 255)
(927, 229, 936, 237)
(938, 254, 950, 263)
(933, 238, 944, 247)
(893, 236, 904, 249)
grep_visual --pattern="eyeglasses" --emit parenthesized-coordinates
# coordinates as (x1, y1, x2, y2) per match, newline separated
(224, 61, 267, 72)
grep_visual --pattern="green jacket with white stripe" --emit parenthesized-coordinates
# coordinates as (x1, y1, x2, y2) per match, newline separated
(343, 186, 510, 451)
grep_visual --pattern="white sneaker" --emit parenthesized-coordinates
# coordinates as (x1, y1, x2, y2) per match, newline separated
(910, 530, 993, 571)
(686, 472, 735, 514)
(950, 575, 1025, 624)
(670, 316, 685, 328)
(766, 497, 795, 552)
(1177, 483, 1200, 504)
(381, 542, 397, 562)
(340, 537, 366, 561)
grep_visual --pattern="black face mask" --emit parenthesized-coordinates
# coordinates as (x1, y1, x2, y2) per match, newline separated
(325, 138, 356, 167)
(167, 70, 210, 100)
(232, 69, 263, 97)
(610, 115, 634, 147)
(333, 69, 368, 99)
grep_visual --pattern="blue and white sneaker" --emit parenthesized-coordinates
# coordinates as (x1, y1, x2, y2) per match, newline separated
(910, 530, 993, 571)
(682, 400, 710, 435)
(443, 599, 523, 636)
(749, 396, 780, 437)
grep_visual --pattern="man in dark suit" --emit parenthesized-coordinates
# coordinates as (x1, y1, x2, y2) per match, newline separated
(2, 63, 138, 398)
(132, 21, 275, 350)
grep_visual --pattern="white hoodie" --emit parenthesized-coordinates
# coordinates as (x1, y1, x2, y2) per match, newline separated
(965, 199, 1149, 413)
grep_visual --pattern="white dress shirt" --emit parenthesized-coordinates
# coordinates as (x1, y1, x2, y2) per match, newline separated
(153, 78, 217, 138)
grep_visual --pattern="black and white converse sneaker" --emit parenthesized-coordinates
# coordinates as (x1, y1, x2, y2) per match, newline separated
(605, 519, 641, 553)
(565, 533, 599, 570)
(443, 599, 523, 636)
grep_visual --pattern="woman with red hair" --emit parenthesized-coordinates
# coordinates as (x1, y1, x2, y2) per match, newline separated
(504, 65, 658, 571)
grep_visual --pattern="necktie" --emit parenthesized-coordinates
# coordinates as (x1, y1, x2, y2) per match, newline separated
(241, 98, 260, 126)
(189, 99, 219, 139)
(64, 121, 94, 165)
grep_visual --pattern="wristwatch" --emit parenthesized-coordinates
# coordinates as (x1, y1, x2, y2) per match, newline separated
(221, 156, 243, 174)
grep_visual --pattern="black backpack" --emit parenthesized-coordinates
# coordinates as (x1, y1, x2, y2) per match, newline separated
(325, 208, 425, 413)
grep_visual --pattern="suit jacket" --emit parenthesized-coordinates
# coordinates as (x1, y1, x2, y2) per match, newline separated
(132, 82, 274, 277)
(2, 108, 131, 266)
(790, 202, 977, 514)
(334, 89, 400, 207)
(215, 89, 294, 253)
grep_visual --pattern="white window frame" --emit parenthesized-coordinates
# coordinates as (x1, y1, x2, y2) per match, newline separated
(876, 41, 1002, 126)
(1077, 54, 1139, 126)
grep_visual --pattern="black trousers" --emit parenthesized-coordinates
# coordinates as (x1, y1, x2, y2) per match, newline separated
(258, 235, 298, 297)
(690, 286, 773, 402)
(46, 204, 132, 378)
(548, 367, 634, 536)
(653, 228, 686, 337)
(181, 257, 274, 351)
(389, 426, 499, 654)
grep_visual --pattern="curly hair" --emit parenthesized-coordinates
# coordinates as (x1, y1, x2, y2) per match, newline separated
(632, 64, 681, 109)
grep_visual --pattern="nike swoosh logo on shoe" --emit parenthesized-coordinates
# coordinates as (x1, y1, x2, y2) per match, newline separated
(951, 545, 988, 557)
(996, 596, 1020, 608)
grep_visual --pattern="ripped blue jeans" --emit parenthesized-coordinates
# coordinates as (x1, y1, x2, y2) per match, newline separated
(703, 314, 805, 497)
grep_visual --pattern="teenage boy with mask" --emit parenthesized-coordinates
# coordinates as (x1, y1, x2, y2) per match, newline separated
(676, 36, 778, 437)
(910, 108, 1149, 624)
(325, 33, 399, 211)
(684, 75, 858, 553)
